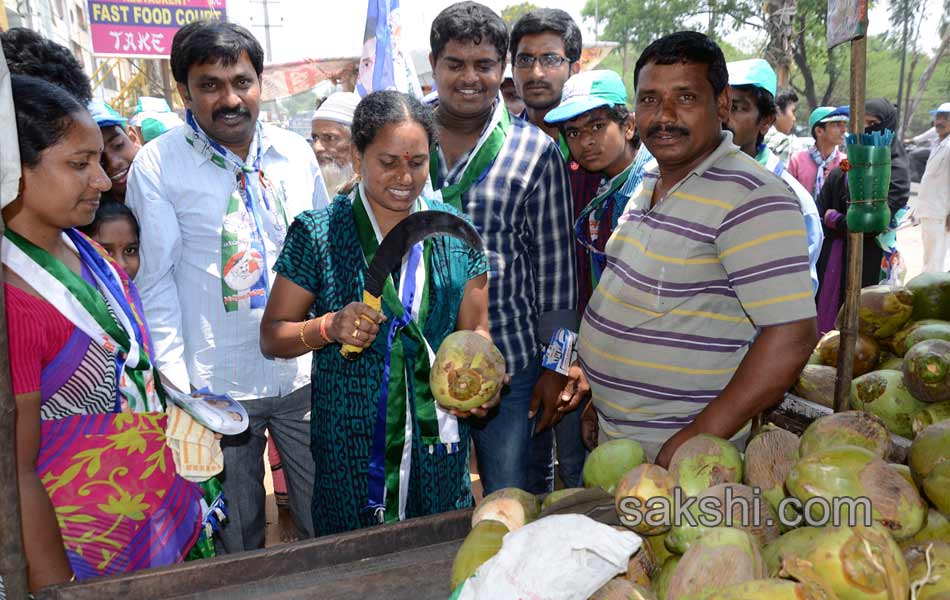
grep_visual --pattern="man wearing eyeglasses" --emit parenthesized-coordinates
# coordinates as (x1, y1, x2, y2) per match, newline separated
(509, 9, 636, 487)
(310, 92, 360, 195)
(427, 2, 577, 496)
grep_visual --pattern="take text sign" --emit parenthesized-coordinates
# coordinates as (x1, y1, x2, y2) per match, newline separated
(88, 0, 227, 58)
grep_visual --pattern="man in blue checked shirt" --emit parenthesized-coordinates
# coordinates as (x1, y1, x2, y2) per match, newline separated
(427, 1, 578, 496)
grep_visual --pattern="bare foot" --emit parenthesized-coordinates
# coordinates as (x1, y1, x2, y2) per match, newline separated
(277, 506, 299, 544)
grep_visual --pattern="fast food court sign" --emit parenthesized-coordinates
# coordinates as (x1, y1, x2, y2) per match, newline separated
(88, 0, 227, 58)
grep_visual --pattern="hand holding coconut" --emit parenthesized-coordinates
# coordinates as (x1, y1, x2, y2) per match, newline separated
(431, 329, 509, 419)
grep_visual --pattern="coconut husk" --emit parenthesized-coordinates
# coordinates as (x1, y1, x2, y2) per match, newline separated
(450, 520, 508, 590)
(669, 434, 743, 498)
(781, 525, 909, 600)
(913, 402, 950, 436)
(909, 420, 950, 483)
(744, 427, 800, 515)
(798, 410, 892, 459)
(850, 371, 925, 439)
(904, 541, 950, 600)
(787, 445, 926, 541)
(666, 529, 767, 600)
(816, 330, 881, 376)
(793, 365, 837, 408)
(584, 439, 647, 494)
(591, 578, 658, 600)
(616, 464, 676, 536)
(471, 487, 539, 531)
(624, 540, 656, 587)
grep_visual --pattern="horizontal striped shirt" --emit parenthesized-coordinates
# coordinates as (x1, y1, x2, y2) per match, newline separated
(579, 132, 816, 451)
(431, 100, 577, 372)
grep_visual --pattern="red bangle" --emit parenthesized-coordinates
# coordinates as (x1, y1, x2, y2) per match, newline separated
(319, 313, 332, 343)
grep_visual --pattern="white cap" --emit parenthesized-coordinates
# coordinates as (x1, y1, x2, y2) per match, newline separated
(311, 92, 361, 127)
(930, 101, 950, 115)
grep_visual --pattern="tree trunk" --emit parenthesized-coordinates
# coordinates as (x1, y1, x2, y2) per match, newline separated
(820, 45, 841, 106)
(792, 13, 819, 110)
(901, 10, 928, 133)
(905, 24, 950, 128)
(621, 42, 628, 79)
(895, 0, 910, 134)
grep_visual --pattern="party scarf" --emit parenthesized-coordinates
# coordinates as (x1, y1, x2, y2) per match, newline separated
(807, 145, 842, 200)
(2, 229, 163, 413)
(574, 162, 635, 288)
(352, 186, 460, 523)
(184, 111, 289, 312)
(429, 98, 511, 210)
(756, 144, 785, 176)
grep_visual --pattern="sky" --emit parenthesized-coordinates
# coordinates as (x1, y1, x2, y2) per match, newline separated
(227, 0, 946, 66)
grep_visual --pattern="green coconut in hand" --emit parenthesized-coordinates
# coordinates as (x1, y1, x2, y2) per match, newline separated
(430, 330, 506, 411)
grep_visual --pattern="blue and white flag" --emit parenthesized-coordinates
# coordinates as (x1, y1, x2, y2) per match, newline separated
(356, 0, 422, 98)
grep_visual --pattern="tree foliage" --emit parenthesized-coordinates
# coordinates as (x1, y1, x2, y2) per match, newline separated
(501, 2, 539, 24)
(788, 0, 847, 112)
(586, 0, 948, 132)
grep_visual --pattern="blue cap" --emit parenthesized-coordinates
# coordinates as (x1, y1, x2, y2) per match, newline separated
(544, 70, 627, 124)
(728, 59, 777, 97)
(930, 102, 950, 115)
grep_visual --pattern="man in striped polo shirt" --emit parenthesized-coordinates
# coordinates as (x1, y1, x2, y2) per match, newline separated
(576, 32, 818, 466)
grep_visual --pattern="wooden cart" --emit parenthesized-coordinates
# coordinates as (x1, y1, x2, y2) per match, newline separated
(36, 509, 473, 600)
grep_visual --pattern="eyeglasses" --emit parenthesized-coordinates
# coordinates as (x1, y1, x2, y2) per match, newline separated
(513, 53, 570, 70)
(308, 132, 340, 146)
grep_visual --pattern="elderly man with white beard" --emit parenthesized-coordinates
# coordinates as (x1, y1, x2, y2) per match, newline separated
(310, 92, 360, 194)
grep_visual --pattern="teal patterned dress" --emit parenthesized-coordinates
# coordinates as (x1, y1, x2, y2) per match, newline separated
(274, 194, 488, 536)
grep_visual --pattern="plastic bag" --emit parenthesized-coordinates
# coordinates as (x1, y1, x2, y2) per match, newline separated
(457, 514, 642, 600)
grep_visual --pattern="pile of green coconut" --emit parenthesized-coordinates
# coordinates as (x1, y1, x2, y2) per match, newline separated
(796, 272, 950, 438)
(451, 415, 950, 599)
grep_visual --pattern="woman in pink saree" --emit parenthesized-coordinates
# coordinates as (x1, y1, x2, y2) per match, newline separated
(3, 75, 203, 594)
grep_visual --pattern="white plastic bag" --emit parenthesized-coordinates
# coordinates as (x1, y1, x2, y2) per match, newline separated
(457, 514, 642, 600)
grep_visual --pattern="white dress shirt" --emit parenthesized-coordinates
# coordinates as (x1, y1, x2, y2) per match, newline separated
(126, 123, 330, 400)
(917, 134, 950, 220)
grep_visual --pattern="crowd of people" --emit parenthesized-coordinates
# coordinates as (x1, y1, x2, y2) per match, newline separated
(0, 1, 948, 594)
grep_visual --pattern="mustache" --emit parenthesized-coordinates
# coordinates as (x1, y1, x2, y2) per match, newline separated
(213, 106, 251, 121)
(523, 80, 551, 89)
(647, 124, 690, 137)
